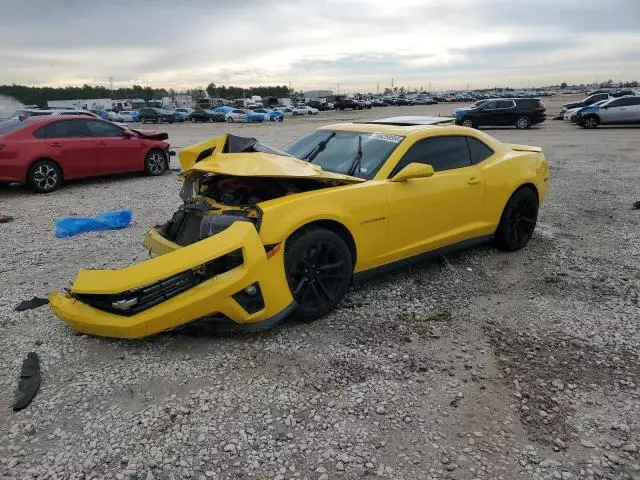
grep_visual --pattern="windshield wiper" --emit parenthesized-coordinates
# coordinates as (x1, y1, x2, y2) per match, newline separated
(347, 135, 362, 176)
(305, 132, 336, 162)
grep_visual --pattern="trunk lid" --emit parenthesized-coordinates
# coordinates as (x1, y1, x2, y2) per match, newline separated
(508, 143, 543, 153)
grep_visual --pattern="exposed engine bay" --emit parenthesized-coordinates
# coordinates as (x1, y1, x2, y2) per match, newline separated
(159, 174, 335, 248)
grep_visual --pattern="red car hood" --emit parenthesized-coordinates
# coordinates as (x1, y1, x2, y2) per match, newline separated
(130, 129, 169, 141)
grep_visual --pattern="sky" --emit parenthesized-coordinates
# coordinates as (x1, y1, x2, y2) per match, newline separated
(1, 0, 639, 92)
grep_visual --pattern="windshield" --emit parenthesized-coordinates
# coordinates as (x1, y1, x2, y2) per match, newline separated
(283, 129, 404, 179)
(0, 118, 33, 135)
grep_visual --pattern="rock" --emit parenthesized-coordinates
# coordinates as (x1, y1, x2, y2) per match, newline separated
(540, 458, 561, 468)
(336, 461, 344, 471)
(622, 443, 638, 453)
(554, 438, 567, 449)
(375, 405, 386, 415)
(581, 439, 596, 448)
(223, 443, 236, 452)
(552, 379, 564, 389)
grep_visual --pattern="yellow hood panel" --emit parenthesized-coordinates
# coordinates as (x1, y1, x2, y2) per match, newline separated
(178, 134, 364, 184)
(187, 152, 364, 183)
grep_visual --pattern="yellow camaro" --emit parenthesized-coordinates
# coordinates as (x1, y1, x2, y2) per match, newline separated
(49, 117, 548, 338)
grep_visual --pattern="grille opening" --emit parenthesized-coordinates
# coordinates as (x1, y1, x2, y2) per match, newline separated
(74, 249, 243, 316)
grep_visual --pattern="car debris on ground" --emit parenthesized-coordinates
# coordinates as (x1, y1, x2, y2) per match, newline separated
(14, 296, 49, 312)
(12, 352, 41, 411)
(55, 209, 132, 238)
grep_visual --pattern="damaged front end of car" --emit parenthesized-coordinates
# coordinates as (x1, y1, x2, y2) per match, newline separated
(49, 134, 362, 339)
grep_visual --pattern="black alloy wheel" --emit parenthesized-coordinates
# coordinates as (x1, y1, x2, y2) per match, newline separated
(285, 228, 353, 321)
(495, 187, 538, 251)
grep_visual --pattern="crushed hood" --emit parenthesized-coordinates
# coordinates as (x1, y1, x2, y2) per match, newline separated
(130, 129, 169, 141)
(179, 134, 365, 184)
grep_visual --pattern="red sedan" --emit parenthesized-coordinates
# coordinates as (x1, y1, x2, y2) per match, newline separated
(0, 115, 171, 192)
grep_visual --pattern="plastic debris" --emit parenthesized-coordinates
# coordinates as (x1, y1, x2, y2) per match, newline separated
(15, 296, 49, 312)
(55, 210, 132, 238)
(13, 352, 41, 411)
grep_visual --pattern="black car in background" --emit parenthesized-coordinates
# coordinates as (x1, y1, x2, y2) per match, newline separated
(561, 93, 610, 112)
(455, 98, 546, 129)
(187, 110, 226, 122)
(139, 108, 177, 124)
(335, 97, 361, 110)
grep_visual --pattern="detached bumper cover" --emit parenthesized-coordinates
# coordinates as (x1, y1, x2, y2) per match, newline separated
(49, 222, 293, 339)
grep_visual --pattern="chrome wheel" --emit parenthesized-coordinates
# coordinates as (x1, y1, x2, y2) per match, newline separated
(461, 118, 474, 128)
(516, 116, 531, 129)
(148, 152, 165, 175)
(32, 164, 58, 191)
(583, 116, 598, 129)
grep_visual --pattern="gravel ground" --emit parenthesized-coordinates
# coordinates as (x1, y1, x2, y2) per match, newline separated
(1, 97, 639, 480)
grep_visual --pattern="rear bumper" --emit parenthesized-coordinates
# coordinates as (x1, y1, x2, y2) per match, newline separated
(49, 222, 293, 339)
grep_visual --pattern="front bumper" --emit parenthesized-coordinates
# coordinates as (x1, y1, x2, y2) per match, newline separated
(49, 222, 293, 339)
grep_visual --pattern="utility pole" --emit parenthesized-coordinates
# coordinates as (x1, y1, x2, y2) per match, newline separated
(377, 82, 379, 94)
(391, 78, 394, 88)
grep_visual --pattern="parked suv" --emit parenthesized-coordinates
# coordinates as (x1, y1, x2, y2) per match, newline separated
(455, 98, 546, 129)
(139, 108, 176, 124)
(335, 97, 361, 110)
(577, 96, 640, 128)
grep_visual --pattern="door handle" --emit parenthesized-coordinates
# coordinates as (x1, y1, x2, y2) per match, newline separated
(49, 142, 61, 148)
(467, 176, 481, 185)
(96, 141, 107, 146)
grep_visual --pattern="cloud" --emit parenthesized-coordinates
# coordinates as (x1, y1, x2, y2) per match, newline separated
(0, 0, 638, 91)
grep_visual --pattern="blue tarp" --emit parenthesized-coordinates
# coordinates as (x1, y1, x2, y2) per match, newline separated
(55, 210, 132, 238)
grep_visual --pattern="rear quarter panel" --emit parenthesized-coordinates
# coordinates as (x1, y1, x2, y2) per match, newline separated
(258, 181, 389, 272)
(477, 150, 548, 228)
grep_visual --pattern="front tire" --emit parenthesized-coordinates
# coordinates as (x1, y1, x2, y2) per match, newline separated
(285, 228, 353, 322)
(515, 115, 531, 129)
(28, 160, 62, 193)
(495, 187, 538, 251)
(461, 117, 474, 128)
(144, 149, 168, 176)
(582, 115, 599, 129)
(226, 117, 234, 123)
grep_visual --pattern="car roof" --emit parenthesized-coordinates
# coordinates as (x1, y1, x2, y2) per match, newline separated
(24, 115, 107, 125)
(364, 116, 455, 126)
(319, 121, 466, 135)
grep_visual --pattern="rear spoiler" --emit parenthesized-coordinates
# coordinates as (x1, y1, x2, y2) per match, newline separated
(509, 143, 542, 153)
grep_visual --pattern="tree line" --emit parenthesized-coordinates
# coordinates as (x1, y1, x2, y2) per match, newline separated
(0, 83, 294, 107)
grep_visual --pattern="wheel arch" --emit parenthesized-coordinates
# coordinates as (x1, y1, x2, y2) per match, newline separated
(285, 219, 357, 268)
(26, 157, 64, 182)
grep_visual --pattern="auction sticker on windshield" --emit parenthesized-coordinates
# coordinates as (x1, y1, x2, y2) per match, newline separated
(370, 133, 404, 143)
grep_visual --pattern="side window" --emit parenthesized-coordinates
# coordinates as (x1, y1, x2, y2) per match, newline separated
(84, 120, 124, 137)
(467, 137, 494, 164)
(616, 97, 639, 107)
(34, 120, 87, 139)
(482, 101, 498, 110)
(606, 99, 623, 107)
(392, 136, 472, 175)
(628, 97, 640, 106)
(497, 100, 515, 109)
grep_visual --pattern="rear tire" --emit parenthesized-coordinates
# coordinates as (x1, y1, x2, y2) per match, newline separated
(285, 228, 353, 322)
(515, 115, 531, 129)
(495, 187, 538, 251)
(144, 149, 168, 176)
(226, 117, 234, 123)
(28, 160, 62, 193)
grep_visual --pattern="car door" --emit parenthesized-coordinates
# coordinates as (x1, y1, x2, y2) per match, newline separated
(83, 119, 143, 173)
(33, 119, 97, 179)
(623, 97, 640, 122)
(612, 97, 640, 123)
(474, 100, 501, 126)
(492, 100, 517, 125)
(385, 135, 485, 262)
(598, 98, 626, 124)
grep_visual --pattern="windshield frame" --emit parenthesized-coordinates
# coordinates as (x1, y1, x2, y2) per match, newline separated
(283, 128, 405, 180)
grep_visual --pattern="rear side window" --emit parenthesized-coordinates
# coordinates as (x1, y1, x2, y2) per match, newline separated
(496, 100, 515, 109)
(34, 120, 87, 139)
(466, 137, 494, 164)
(392, 136, 471, 174)
(84, 120, 124, 137)
(616, 97, 640, 107)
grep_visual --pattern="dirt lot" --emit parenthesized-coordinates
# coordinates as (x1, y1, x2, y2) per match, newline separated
(1, 96, 639, 480)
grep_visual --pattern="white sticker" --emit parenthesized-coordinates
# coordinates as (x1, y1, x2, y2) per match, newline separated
(371, 133, 404, 143)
